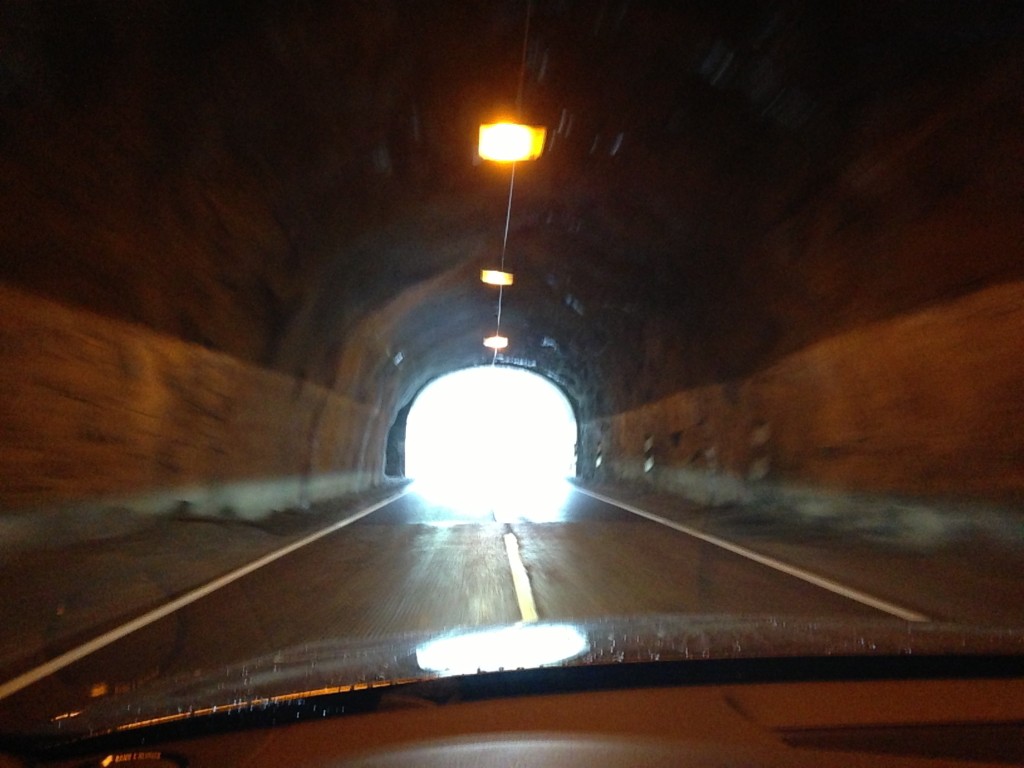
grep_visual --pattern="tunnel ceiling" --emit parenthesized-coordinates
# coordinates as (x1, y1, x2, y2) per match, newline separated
(1, 1, 1022, 419)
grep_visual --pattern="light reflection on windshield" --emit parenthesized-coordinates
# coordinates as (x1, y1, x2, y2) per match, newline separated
(415, 623, 590, 675)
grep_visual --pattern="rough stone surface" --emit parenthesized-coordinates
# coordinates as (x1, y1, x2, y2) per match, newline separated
(0, 285, 381, 516)
(585, 280, 1024, 506)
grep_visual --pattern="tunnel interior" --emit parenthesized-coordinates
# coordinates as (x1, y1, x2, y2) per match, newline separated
(1, 0, 1022, 527)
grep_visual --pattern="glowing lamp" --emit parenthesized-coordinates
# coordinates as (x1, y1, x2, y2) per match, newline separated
(483, 335, 509, 350)
(478, 122, 547, 162)
(481, 269, 514, 286)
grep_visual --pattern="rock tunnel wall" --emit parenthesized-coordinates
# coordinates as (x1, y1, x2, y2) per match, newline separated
(1, 3, 1020, 538)
(582, 279, 1024, 510)
(0, 284, 383, 520)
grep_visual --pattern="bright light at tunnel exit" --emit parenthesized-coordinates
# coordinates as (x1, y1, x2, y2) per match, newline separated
(405, 366, 577, 505)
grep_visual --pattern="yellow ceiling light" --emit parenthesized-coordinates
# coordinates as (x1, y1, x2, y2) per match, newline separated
(478, 122, 547, 162)
(483, 335, 509, 350)
(481, 269, 514, 286)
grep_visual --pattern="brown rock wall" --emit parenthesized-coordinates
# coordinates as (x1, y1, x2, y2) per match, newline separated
(0, 285, 381, 514)
(586, 280, 1024, 506)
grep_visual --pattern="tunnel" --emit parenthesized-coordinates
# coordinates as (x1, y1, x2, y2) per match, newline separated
(1, 2, 1023, 604)
(1, 2, 1024, 744)
(2, 1, 1021, 524)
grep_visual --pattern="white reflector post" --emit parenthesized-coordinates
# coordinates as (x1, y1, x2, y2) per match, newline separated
(483, 335, 509, 350)
(481, 269, 514, 286)
(478, 123, 547, 162)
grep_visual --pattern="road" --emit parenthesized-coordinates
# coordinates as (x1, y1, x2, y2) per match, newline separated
(0, 480, 994, 733)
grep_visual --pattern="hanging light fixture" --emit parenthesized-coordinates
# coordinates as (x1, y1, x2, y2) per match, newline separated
(478, 2, 544, 361)
(478, 122, 547, 162)
(481, 269, 514, 286)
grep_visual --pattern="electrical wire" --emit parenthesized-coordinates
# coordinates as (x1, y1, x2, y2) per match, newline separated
(491, 0, 533, 364)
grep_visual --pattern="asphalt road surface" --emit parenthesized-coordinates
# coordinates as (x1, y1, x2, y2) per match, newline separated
(0, 481, 999, 733)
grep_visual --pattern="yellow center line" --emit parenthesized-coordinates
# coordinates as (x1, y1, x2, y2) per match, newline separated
(503, 531, 539, 622)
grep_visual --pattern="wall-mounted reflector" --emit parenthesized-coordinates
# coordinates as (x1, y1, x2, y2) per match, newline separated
(483, 335, 509, 350)
(479, 123, 547, 162)
(481, 269, 514, 286)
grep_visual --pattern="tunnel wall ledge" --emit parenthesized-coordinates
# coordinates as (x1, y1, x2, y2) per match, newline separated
(579, 279, 1024, 549)
(0, 470, 387, 555)
(583, 459, 1023, 549)
(0, 283, 399, 555)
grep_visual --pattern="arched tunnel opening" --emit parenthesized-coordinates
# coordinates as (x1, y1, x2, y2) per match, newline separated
(398, 365, 577, 493)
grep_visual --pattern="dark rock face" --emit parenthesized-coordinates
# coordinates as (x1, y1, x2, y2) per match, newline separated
(0, 1, 1021, 513)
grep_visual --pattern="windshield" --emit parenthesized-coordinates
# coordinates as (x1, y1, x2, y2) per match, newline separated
(1, 0, 1022, 750)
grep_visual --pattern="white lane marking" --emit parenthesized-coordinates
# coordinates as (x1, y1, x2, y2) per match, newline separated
(0, 487, 411, 702)
(575, 487, 930, 623)
(503, 532, 539, 622)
